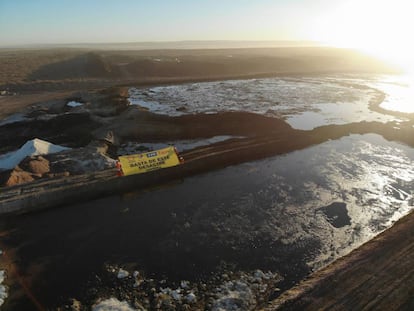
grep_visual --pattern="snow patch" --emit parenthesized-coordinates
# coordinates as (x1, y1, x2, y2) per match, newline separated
(212, 280, 255, 311)
(0, 138, 70, 170)
(70, 153, 116, 173)
(92, 298, 136, 311)
(0, 251, 6, 307)
(180, 280, 189, 289)
(0, 272, 6, 307)
(170, 289, 182, 301)
(160, 287, 183, 301)
(67, 101, 83, 108)
(117, 268, 129, 279)
(185, 292, 197, 303)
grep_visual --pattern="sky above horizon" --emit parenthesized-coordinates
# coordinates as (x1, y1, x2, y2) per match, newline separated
(0, 0, 412, 71)
(0, 0, 334, 45)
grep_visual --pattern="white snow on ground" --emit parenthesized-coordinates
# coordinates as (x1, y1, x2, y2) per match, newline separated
(70, 153, 117, 173)
(211, 270, 277, 311)
(92, 298, 136, 311)
(117, 268, 129, 279)
(67, 101, 83, 108)
(0, 138, 70, 170)
(211, 280, 255, 311)
(0, 271, 6, 307)
(0, 250, 6, 307)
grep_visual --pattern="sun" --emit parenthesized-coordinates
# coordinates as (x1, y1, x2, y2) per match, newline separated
(308, 0, 414, 74)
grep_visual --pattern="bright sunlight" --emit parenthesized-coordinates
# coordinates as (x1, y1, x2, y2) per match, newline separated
(309, 0, 414, 74)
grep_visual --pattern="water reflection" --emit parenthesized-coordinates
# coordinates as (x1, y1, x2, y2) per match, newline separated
(1, 134, 414, 309)
(376, 74, 414, 113)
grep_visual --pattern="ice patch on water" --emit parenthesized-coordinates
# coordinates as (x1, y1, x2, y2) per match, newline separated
(130, 98, 167, 113)
(0, 138, 70, 170)
(129, 76, 399, 130)
(92, 298, 136, 311)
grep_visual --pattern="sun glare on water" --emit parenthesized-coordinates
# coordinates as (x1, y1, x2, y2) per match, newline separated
(377, 74, 414, 113)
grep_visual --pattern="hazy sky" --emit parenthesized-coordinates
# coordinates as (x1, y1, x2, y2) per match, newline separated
(0, 0, 339, 46)
(1, 0, 412, 71)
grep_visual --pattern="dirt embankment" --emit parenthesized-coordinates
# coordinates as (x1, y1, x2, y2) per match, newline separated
(264, 208, 414, 310)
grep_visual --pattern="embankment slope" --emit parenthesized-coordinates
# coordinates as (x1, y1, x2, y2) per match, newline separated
(265, 208, 414, 310)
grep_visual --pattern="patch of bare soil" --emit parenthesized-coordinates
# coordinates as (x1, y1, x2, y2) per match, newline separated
(0, 91, 72, 119)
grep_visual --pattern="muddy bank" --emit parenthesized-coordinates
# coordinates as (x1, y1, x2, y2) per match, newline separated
(265, 208, 414, 310)
(93, 109, 293, 142)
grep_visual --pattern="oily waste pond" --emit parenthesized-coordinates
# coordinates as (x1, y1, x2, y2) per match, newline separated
(1, 134, 414, 310)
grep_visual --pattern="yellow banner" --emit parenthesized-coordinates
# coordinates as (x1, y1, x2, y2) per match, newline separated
(118, 146, 181, 176)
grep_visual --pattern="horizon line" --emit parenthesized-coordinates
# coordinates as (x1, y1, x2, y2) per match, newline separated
(0, 39, 330, 50)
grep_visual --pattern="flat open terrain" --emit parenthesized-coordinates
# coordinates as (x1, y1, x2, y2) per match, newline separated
(0, 46, 395, 93)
